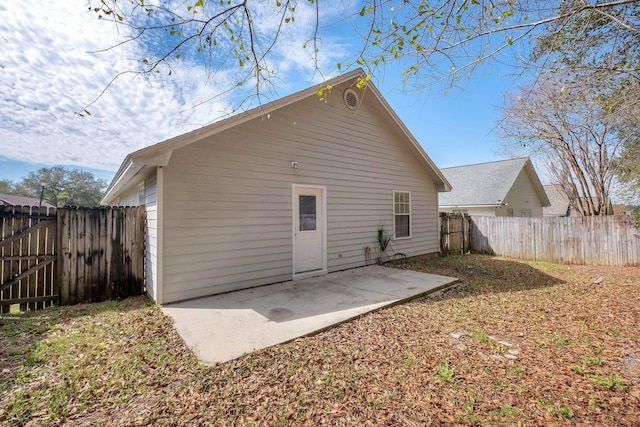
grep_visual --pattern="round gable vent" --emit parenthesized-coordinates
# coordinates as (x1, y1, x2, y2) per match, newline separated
(344, 88, 359, 110)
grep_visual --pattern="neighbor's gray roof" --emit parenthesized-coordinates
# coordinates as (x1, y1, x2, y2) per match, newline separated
(0, 193, 55, 208)
(439, 158, 549, 208)
(543, 184, 571, 216)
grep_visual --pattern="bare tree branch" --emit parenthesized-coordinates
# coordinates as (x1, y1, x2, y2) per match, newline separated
(499, 73, 636, 215)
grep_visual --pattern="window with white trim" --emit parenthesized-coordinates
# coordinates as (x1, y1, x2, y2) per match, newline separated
(393, 191, 411, 238)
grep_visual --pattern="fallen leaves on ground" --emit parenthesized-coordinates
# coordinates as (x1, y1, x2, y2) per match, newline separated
(1, 255, 638, 426)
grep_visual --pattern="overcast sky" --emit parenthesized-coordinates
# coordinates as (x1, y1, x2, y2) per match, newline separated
(0, 1, 512, 184)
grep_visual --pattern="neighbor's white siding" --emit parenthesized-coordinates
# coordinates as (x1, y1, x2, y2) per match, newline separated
(160, 83, 440, 303)
(112, 175, 159, 301)
(501, 168, 544, 217)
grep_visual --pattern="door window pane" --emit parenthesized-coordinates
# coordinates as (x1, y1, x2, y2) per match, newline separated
(299, 195, 316, 231)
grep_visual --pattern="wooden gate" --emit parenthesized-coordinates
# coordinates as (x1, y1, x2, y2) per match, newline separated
(57, 206, 146, 305)
(1, 205, 146, 312)
(440, 212, 470, 255)
(0, 206, 57, 313)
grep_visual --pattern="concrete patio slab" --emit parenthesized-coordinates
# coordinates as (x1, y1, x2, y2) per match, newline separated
(162, 265, 457, 364)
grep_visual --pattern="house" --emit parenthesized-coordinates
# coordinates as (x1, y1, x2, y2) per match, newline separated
(612, 204, 626, 216)
(101, 69, 452, 304)
(543, 184, 576, 217)
(543, 184, 615, 216)
(438, 158, 550, 217)
(0, 193, 55, 208)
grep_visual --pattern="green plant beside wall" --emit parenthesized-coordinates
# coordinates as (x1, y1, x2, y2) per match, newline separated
(377, 227, 392, 261)
(376, 225, 406, 264)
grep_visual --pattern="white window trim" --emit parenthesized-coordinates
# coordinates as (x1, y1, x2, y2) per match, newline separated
(393, 190, 412, 240)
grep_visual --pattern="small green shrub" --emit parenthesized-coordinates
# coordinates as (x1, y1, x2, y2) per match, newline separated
(570, 365, 589, 374)
(377, 227, 391, 254)
(593, 374, 627, 391)
(471, 329, 491, 344)
(554, 403, 573, 419)
(434, 363, 461, 385)
(506, 363, 524, 375)
(585, 356, 604, 366)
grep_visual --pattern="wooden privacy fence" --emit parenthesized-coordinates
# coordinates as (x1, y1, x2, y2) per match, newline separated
(0, 206, 57, 313)
(1, 205, 146, 312)
(440, 212, 470, 255)
(469, 215, 640, 266)
(57, 206, 146, 306)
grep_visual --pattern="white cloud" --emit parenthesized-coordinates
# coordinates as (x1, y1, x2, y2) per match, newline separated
(0, 1, 237, 171)
(0, 1, 356, 174)
(248, 1, 352, 85)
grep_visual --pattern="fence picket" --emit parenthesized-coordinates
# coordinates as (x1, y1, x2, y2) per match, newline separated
(468, 215, 640, 266)
(1, 206, 145, 312)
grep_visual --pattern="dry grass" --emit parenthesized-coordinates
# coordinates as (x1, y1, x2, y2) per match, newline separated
(1, 254, 639, 426)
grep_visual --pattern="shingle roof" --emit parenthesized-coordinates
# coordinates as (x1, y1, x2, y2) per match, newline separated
(439, 158, 547, 208)
(0, 193, 55, 208)
(543, 184, 571, 216)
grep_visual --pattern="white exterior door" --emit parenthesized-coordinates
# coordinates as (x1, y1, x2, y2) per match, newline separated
(293, 186, 326, 275)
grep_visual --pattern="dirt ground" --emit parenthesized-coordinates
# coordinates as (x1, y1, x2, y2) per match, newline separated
(1, 254, 639, 426)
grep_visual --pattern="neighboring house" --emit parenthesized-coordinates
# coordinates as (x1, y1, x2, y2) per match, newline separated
(612, 204, 626, 216)
(543, 184, 577, 217)
(0, 193, 55, 208)
(439, 158, 550, 217)
(543, 184, 615, 216)
(101, 69, 452, 304)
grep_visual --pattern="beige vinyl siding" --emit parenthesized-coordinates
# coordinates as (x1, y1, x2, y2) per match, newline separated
(161, 84, 439, 303)
(501, 169, 544, 217)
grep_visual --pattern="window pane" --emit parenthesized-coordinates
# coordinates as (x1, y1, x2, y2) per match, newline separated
(395, 214, 410, 238)
(394, 191, 410, 214)
(299, 195, 316, 231)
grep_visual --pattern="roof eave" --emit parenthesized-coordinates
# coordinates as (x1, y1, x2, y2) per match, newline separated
(103, 68, 451, 198)
(103, 70, 368, 198)
(128, 69, 368, 164)
(523, 159, 551, 207)
(101, 157, 135, 205)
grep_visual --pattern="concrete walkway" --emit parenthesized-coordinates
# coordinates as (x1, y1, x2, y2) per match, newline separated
(162, 265, 457, 364)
